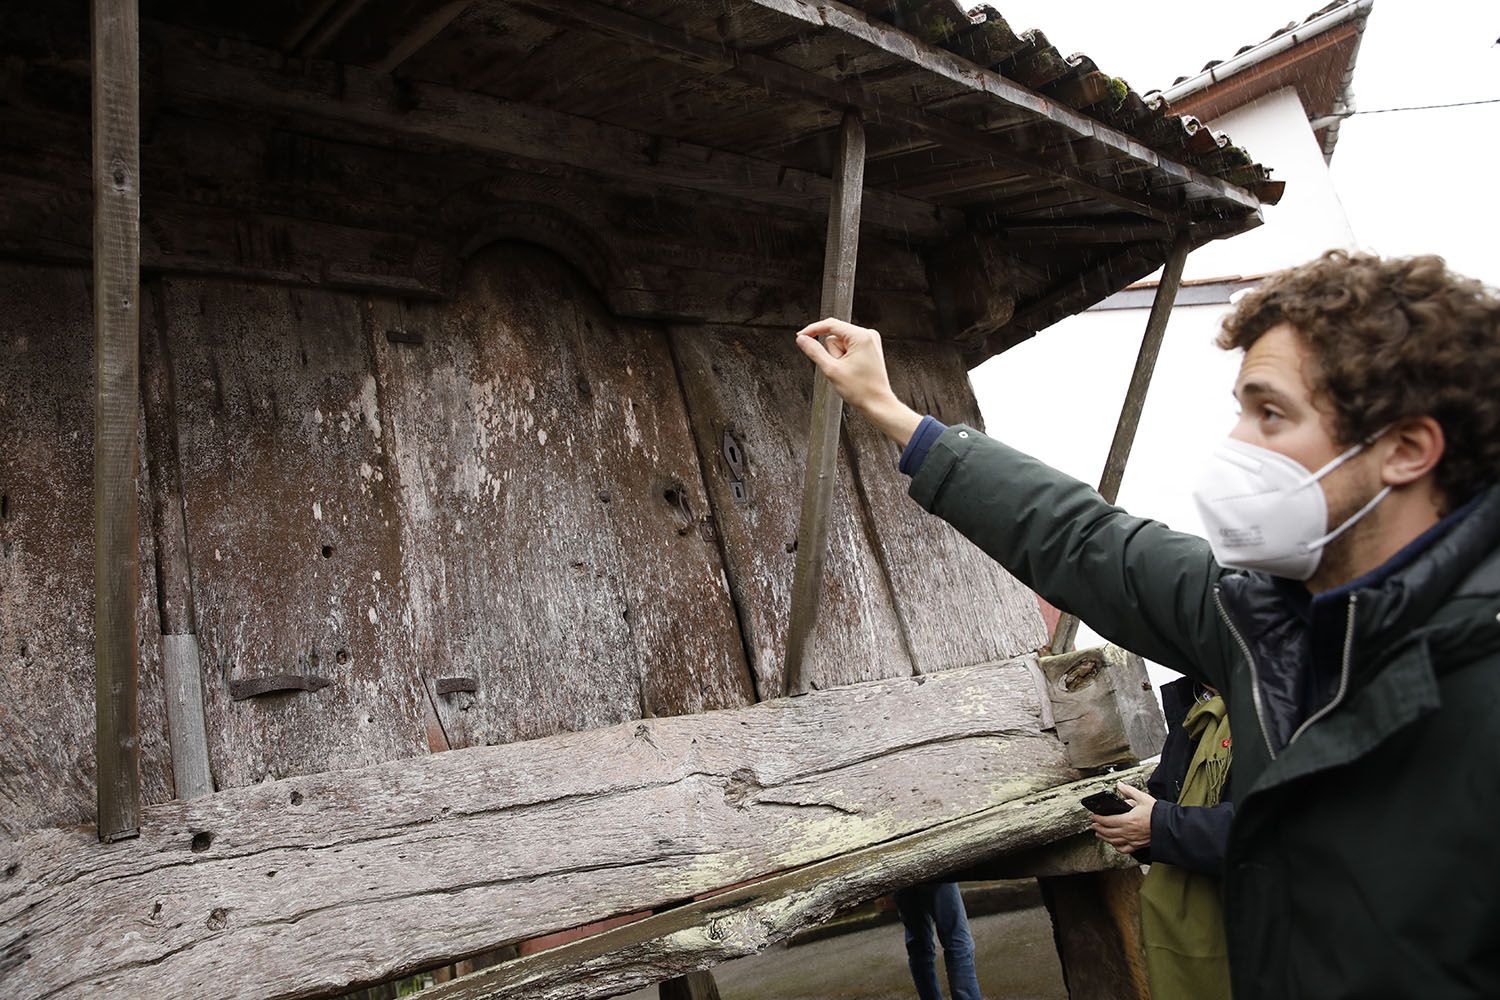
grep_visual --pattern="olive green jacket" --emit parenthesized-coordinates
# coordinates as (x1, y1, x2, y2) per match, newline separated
(910, 425, 1500, 1000)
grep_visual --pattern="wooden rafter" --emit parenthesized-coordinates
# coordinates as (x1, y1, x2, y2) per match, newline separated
(153, 25, 952, 241)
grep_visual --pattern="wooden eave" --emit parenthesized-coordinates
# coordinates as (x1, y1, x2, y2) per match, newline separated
(114, 0, 1277, 362)
(1168, 21, 1363, 130)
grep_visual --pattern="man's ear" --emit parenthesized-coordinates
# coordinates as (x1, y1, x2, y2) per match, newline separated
(1380, 417, 1445, 487)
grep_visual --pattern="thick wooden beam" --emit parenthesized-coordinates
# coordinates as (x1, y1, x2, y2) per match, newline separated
(1050, 235, 1190, 653)
(1, 657, 1085, 1000)
(153, 25, 950, 241)
(412, 764, 1156, 1000)
(91, 0, 143, 844)
(784, 111, 866, 695)
(370, 2, 477, 73)
(1041, 644, 1166, 769)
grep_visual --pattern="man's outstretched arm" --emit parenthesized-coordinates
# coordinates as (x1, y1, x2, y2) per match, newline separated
(794, 318, 1234, 687)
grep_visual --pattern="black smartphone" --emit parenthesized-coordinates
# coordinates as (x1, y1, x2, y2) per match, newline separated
(1081, 790, 1132, 816)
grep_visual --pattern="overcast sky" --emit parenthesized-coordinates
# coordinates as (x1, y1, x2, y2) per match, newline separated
(987, 0, 1500, 285)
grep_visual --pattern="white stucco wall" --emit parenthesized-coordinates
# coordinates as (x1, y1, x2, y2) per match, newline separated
(1184, 86, 1359, 281)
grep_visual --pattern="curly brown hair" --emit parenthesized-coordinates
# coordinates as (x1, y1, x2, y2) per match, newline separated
(1218, 250, 1500, 508)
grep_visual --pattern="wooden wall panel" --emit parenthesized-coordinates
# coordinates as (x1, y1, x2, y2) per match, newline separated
(371, 244, 753, 749)
(159, 278, 429, 787)
(0, 263, 174, 836)
(671, 327, 914, 696)
(845, 339, 1049, 671)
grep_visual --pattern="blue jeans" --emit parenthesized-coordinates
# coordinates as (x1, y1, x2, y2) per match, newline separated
(894, 882, 982, 1000)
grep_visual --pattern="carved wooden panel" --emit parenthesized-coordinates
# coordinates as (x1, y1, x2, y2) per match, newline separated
(0, 263, 174, 836)
(371, 243, 754, 748)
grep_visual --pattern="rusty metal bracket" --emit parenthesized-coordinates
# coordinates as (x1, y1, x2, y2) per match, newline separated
(385, 328, 424, 346)
(229, 674, 333, 701)
(434, 677, 479, 695)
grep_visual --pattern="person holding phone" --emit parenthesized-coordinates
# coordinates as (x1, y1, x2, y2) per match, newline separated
(1090, 679, 1234, 1000)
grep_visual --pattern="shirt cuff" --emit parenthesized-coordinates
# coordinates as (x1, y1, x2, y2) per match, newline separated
(898, 415, 947, 476)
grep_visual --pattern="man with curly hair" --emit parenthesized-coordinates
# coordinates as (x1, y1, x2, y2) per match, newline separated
(793, 251, 1500, 999)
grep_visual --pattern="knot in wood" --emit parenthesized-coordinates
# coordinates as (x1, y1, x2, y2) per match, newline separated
(722, 768, 761, 810)
(1062, 656, 1101, 691)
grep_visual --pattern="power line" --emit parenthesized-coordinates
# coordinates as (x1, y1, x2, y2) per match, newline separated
(1349, 97, 1500, 116)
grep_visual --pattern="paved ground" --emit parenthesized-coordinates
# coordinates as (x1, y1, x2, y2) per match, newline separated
(617, 904, 1069, 1000)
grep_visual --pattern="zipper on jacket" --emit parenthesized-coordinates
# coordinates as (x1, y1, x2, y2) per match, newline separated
(1214, 584, 1278, 761)
(1288, 593, 1360, 745)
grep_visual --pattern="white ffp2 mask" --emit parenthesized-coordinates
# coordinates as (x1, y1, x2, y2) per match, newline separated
(1192, 436, 1390, 581)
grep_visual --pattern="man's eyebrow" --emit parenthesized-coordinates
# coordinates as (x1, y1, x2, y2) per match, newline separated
(1236, 380, 1292, 405)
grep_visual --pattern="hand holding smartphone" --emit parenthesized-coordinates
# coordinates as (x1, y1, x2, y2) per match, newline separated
(1080, 789, 1133, 816)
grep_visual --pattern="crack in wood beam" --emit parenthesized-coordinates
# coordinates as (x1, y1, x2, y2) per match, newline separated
(416, 764, 1156, 1000)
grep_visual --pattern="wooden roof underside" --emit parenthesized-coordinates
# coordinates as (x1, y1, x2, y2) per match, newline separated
(26, 0, 1278, 357)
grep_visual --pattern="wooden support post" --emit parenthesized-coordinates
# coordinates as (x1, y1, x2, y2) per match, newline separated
(784, 110, 865, 695)
(1040, 868, 1152, 1000)
(659, 971, 722, 1000)
(1050, 235, 1191, 654)
(91, 0, 143, 843)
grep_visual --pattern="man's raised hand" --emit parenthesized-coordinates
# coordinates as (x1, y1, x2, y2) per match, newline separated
(794, 318, 923, 448)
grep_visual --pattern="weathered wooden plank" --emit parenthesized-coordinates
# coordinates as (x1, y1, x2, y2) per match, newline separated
(842, 339, 1049, 671)
(92, 0, 144, 842)
(671, 327, 913, 696)
(0, 263, 175, 838)
(415, 763, 1156, 1000)
(370, 243, 753, 747)
(954, 831, 1139, 880)
(158, 277, 430, 788)
(785, 111, 865, 696)
(0, 658, 1079, 1000)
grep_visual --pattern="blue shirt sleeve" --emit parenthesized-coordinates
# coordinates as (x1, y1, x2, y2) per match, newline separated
(898, 415, 947, 476)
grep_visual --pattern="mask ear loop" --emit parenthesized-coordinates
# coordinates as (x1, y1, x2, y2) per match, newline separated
(1298, 424, 1398, 553)
(1301, 485, 1394, 554)
(1297, 424, 1395, 487)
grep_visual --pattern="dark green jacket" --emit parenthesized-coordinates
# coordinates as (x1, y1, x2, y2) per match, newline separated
(910, 425, 1500, 1000)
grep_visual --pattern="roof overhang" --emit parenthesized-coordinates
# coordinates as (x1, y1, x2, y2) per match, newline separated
(1162, 0, 1373, 160)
